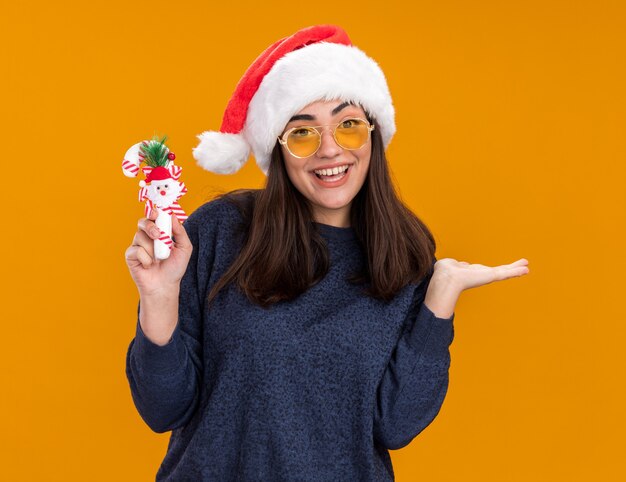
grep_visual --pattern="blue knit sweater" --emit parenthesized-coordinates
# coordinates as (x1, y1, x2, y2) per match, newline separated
(126, 196, 455, 481)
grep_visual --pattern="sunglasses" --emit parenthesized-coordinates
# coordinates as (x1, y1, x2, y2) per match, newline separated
(278, 117, 375, 158)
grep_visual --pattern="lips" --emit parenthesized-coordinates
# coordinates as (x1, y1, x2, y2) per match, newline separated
(310, 164, 351, 188)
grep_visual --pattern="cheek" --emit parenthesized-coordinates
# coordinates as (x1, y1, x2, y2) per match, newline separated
(282, 155, 307, 183)
(357, 148, 371, 175)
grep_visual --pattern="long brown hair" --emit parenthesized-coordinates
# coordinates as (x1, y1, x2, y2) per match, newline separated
(206, 117, 437, 309)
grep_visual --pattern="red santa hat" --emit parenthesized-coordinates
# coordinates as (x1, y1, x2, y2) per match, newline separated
(192, 24, 396, 176)
(145, 166, 172, 183)
(138, 166, 173, 188)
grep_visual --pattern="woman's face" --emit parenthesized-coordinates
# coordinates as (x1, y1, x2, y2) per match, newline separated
(279, 99, 372, 227)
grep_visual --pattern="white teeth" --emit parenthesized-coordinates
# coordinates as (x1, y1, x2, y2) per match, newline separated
(314, 165, 349, 176)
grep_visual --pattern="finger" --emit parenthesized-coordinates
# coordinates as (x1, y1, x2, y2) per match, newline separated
(501, 260, 530, 275)
(487, 259, 529, 271)
(132, 230, 155, 259)
(507, 258, 529, 266)
(138, 217, 162, 240)
(125, 245, 154, 269)
(171, 215, 192, 250)
(495, 264, 530, 280)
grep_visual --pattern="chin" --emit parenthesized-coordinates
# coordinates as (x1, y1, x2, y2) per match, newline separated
(317, 184, 358, 200)
(310, 191, 356, 211)
(318, 194, 353, 208)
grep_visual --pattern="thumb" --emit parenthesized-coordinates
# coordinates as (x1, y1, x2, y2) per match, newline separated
(171, 214, 192, 250)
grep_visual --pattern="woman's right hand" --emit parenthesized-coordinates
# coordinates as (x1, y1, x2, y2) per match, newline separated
(125, 209, 193, 298)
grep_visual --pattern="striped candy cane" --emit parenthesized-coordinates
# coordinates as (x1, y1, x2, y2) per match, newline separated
(140, 183, 187, 260)
(122, 140, 170, 178)
(143, 200, 174, 259)
(154, 207, 173, 259)
(122, 142, 144, 178)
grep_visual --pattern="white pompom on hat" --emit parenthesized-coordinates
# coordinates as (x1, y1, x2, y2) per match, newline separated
(192, 24, 396, 176)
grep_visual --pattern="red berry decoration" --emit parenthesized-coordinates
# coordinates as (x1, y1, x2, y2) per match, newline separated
(168, 152, 176, 160)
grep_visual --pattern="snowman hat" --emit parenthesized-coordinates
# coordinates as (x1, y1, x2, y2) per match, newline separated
(145, 166, 173, 183)
(192, 24, 396, 176)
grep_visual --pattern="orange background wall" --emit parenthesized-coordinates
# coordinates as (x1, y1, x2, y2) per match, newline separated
(2, 1, 624, 480)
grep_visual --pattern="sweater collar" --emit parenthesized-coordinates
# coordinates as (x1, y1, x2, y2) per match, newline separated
(313, 222, 357, 241)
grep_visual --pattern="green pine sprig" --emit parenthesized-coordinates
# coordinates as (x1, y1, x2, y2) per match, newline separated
(140, 135, 170, 167)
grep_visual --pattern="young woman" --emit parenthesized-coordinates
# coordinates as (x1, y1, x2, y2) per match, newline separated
(125, 25, 529, 481)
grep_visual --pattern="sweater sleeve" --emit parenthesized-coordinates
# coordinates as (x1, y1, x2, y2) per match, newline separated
(373, 260, 455, 450)
(125, 210, 208, 433)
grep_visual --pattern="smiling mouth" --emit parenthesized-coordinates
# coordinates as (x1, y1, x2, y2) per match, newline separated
(312, 164, 351, 180)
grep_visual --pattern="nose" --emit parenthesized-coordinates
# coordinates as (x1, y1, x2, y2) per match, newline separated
(316, 127, 342, 158)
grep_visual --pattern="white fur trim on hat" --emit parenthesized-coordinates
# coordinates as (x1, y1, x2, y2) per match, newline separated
(243, 42, 395, 174)
(192, 131, 251, 175)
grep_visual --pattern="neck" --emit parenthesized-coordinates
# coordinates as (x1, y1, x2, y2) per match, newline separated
(312, 205, 351, 228)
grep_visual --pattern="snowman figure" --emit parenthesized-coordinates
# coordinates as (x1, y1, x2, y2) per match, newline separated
(122, 138, 187, 260)
(140, 166, 186, 214)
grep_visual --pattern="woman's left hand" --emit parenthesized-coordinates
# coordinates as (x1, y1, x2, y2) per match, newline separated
(423, 258, 530, 319)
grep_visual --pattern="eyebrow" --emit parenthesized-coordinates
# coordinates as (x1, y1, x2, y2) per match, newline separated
(288, 101, 354, 123)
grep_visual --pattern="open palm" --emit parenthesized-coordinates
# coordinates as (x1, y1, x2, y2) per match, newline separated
(434, 257, 530, 293)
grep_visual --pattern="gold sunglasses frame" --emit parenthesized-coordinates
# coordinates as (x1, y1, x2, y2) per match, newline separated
(277, 117, 375, 159)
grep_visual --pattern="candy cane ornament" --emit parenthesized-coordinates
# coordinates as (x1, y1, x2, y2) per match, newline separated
(122, 136, 188, 260)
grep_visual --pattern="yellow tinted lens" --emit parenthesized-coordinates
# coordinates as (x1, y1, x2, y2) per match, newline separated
(335, 119, 369, 149)
(287, 127, 320, 157)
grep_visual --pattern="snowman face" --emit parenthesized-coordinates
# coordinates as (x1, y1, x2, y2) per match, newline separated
(147, 179, 183, 208)
(153, 180, 170, 195)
